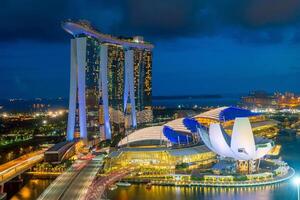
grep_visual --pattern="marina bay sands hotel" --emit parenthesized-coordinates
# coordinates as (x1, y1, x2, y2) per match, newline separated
(62, 20, 153, 142)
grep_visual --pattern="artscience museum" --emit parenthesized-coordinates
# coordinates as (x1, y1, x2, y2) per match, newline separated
(198, 117, 274, 173)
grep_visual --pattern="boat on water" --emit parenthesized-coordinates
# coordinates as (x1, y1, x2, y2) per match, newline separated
(108, 184, 118, 191)
(116, 182, 131, 187)
(146, 182, 152, 190)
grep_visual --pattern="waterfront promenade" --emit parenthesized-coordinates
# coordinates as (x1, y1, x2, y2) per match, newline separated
(125, 168, 295, 188)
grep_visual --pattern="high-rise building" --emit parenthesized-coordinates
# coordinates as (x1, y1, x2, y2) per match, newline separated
(62, 20, 154, 143)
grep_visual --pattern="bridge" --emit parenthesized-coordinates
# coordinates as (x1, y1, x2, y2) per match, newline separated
(0, 150, 45, 192)
(85, 168, 134, 200)
(38, 155, 104, 200)
(0, 141, 77, 194)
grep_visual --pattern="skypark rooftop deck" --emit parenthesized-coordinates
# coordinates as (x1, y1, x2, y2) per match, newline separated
(62, 20, 154, 49)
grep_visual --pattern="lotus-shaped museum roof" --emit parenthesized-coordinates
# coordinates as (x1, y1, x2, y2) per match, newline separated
(198, 117, 274, 160)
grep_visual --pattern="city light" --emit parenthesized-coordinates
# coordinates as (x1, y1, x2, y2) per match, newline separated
(294, 176, 300, 185)
(294, 176, 300, 200)
(47, 110, 65, 118)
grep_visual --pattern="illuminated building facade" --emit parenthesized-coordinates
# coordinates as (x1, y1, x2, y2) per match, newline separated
(85, 37, 101, 137)
(108, 118, 216, 174)
(242, 91, 300, 109)
(62, 20, 154, 142)
(107, 146, 215, 174)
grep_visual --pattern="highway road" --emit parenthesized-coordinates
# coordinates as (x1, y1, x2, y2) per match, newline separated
(38, 155, 104, 200)
(60, 158, 103, 199)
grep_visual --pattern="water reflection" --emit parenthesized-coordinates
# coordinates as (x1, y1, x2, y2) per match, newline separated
(10, 179, 52, 200)
(108, 182, 297, 200)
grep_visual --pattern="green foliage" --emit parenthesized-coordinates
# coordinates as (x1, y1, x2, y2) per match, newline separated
(175, 163, 189, 170)
(191, 176, 203, 181)
(234, 175, 248, 181)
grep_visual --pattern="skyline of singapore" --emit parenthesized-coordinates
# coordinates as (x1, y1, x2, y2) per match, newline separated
(2, 1, 300, 200)
(1, 0, 300, 98)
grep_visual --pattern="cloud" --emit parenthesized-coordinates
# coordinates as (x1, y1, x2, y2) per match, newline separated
(212, 0, 300, 28)
(114, 0, 206, 38)
(0, 0, 72, 41)
(1, 0, 300, 43)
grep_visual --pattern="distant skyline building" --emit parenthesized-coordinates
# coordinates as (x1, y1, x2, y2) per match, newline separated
(62, 20, 154, 142)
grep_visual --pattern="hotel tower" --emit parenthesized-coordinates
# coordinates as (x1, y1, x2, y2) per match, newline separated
(62, 20, 153, 142)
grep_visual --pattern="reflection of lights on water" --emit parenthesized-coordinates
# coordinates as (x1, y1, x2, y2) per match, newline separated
(175, 187, 181, 197)
(18, 186, 31, 199)
(10, 180, 53, 200)
(31, 179, 39, 184)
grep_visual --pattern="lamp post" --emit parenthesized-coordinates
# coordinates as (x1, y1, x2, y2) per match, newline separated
(294, 176, 300, 200)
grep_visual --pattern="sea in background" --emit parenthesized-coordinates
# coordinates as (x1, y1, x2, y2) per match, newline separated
(152, 93, 243, 108)
(0, 93, 245, 112)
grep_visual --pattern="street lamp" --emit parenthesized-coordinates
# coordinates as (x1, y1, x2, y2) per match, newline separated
(293, 176, 300, 200)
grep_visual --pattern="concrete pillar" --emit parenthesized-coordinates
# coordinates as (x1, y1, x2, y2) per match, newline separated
(76, 37, 88, 140)
(124, 49, 137, 128)
(100, 45, 112, 140)
(66, 39, 78, 141)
